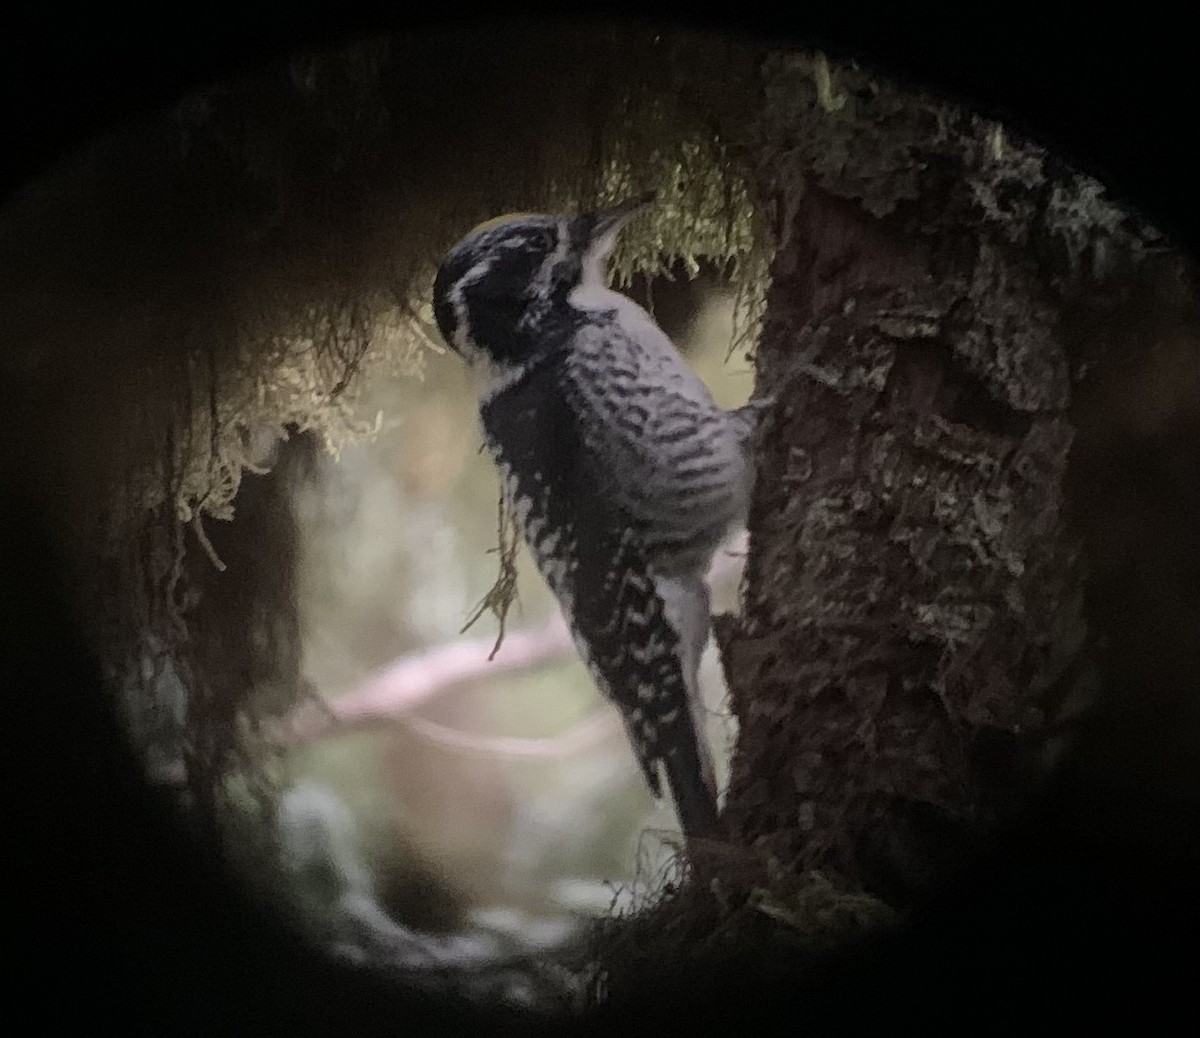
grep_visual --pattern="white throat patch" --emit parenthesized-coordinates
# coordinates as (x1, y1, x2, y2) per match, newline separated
(471, 354, 531, 405)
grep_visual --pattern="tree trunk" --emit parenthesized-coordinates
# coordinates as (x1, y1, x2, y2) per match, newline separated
(715, 53, 1158, 899)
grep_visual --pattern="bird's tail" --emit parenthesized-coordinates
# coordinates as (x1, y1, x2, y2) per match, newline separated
(662, 731, 721, 839)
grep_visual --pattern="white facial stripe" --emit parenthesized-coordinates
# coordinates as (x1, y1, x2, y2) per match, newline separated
(448, 254, 497, 354)
(530, 217, 571, 300)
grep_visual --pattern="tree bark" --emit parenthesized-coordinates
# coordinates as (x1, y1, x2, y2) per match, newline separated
(715, 53, 1158, 898)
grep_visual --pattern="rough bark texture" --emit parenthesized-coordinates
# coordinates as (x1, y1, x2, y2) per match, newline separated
(714, 53, 1163, 898)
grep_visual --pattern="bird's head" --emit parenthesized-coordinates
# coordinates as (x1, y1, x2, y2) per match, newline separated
(432, 193, 653, 368)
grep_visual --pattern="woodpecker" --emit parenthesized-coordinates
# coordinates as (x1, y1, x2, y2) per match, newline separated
(432, 194, 761, 838)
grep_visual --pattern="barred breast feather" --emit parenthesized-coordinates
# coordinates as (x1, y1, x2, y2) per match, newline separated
(479, 315, 742, 835)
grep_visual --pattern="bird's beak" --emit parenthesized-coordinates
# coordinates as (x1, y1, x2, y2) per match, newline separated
(587, 191, 656, 241)
(578, 192, 654, 284)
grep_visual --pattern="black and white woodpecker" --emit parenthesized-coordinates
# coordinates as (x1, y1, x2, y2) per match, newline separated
(432, 194, 761, 838)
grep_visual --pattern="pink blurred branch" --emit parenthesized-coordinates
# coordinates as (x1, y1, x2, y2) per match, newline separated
(404, 709, 621, 758)
(274, 531, 748, 751)
(275, 616, 574, 745)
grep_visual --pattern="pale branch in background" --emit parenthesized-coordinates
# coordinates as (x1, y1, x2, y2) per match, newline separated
(405, 710, 621, 759)
(275, 532, 749, 751)
(274, 617, 574, 745)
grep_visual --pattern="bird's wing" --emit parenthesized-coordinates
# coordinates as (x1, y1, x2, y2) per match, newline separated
(480, 350, 718, 835)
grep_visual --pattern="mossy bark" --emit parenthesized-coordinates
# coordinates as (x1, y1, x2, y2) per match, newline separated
(715, 53, 1162, 898)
